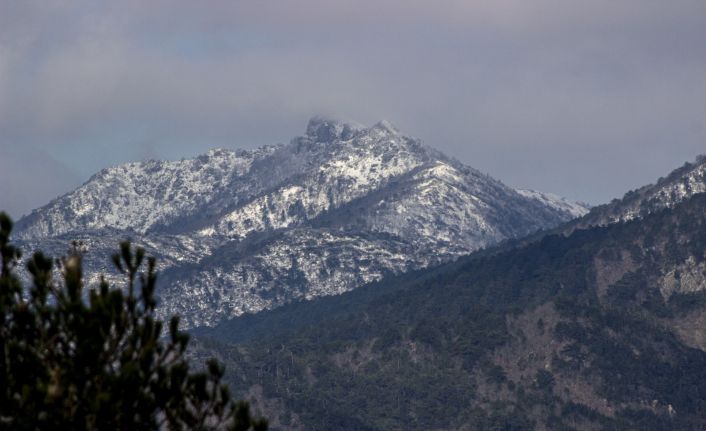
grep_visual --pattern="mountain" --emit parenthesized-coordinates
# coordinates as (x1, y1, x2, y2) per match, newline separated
(12, 117, 587, 327)
(488, 154, 706, 257)
(570, 154, 706, 230)
(193, 171, 706, 430)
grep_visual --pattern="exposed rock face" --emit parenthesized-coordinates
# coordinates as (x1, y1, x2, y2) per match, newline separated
(13, 118, 587, 327)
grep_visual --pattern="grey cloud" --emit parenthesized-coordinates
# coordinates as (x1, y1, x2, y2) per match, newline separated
(0, 0, 705, 216)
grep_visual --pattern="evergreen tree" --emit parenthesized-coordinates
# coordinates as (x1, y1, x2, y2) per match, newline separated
(0, 212, 267, 430)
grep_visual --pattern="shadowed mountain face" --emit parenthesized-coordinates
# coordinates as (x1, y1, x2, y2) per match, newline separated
(194, 172, 706, 431)
(11, 118, 586, 328)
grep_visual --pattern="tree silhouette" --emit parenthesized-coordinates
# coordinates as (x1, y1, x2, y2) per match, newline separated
(0, 212, 267, 430)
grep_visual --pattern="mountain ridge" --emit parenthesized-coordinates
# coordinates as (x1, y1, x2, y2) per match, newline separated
(12, 118, 588, 327)
(569, 154, 706, 230)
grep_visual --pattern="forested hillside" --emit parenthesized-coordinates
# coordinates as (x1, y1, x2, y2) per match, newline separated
(194, 192, 706, 430)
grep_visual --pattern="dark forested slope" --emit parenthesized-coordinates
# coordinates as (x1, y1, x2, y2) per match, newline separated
(194, 192, 706, 430)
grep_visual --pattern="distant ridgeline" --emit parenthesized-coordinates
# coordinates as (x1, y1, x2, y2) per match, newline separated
(192, 155, 706, 430)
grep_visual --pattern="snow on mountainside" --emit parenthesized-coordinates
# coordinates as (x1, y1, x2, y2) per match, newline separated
(14, 147, 279, 239)
(197, 119, 433, 240)
(571, 154, 706, 230)
(12, 117, 588, 328)
(517, 189, 589, 219)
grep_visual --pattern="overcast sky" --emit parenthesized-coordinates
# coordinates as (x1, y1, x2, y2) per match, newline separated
(1, 0, 705, 218)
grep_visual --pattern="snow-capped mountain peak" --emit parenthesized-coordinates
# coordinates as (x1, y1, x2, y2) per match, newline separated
(13, 118, 589, 328)
(370, 119, 400, 135)
(305, 116, 364, 143)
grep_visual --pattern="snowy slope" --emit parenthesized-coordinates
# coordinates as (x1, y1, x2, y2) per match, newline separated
(517, 189, 589, 219)
(14, 147, 280, 239)
(13, 117, 588, 327)
(571, 155, 706, 230)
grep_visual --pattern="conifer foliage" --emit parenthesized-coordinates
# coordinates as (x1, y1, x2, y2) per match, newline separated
(0, 212, 267, 430)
